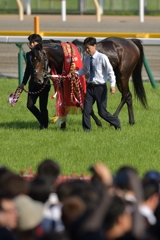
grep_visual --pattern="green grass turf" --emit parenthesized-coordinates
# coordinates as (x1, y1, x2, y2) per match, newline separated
(0, 78, 160, 177)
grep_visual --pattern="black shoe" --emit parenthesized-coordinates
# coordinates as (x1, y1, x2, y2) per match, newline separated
(83, 128, 91, 132)
(60, 122, 66, 130)
(39, 124, 48, 130)
(115, 126, 121, 130)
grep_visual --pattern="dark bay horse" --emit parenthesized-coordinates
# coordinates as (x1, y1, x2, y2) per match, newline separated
(31, 37, 148, 126)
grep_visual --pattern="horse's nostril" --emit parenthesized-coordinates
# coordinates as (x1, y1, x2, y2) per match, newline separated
(37, 79, 43, 85)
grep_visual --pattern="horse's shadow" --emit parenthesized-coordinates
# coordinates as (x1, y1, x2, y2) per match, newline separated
(0, 121, 39, 130)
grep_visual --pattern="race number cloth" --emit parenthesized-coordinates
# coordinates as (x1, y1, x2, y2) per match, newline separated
(50, 42, 86, 124)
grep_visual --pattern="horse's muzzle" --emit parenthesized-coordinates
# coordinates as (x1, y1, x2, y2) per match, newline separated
(36, 78, 44, 85)
(34, 72, 45, 85)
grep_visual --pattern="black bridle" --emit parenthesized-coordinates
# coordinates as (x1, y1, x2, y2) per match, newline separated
(32, 48, 49, 84)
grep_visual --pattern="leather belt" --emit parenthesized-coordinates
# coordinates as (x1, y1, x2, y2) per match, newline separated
(87, 82, 106, 86)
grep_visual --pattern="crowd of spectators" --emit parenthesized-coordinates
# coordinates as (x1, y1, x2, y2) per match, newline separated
(0, 158, 160, 240)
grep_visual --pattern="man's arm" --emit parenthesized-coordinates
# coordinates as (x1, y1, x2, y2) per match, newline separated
(22, 52, 31, 85)
(103, 55, 116, 94)
(19, 52, 31, 89)
(68, 55, 90, 78)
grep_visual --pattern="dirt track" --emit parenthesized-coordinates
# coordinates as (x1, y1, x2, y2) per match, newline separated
(0, 15, 159, 80)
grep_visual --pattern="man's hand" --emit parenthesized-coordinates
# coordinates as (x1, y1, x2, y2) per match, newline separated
(110, 86, 116, 94)
(67, 72, 78, 78)
(92, 162, 113, 186)
(85, 73, 90, 80)
(67, 72, 72, 78)
(19, 84, 24, 90)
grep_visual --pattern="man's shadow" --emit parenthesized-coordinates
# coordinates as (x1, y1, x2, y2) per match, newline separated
(0, 121, 39, 129)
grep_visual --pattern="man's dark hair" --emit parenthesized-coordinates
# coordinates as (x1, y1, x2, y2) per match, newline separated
(0, 166, 11, 181)
(83, 37, 97, 46)
(142, 178, 159, 200)
(103, 195, 126, 230)
(28, 34, 42, 44)
(0, 172, 30, 197)
(37, 158, 60, 186)
(143, 171, 160, 183)
(29, 175, 51, 203)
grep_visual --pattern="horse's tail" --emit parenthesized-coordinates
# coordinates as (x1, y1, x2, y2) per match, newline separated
(131, 39, 148, 108)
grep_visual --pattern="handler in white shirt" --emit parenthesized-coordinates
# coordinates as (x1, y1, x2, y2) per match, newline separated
(75, 37, 121, 131)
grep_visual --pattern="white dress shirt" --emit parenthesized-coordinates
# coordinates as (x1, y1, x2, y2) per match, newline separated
(76, 50, 116, 87)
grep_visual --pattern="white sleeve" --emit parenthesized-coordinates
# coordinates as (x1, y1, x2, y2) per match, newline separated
(103, 55, 116, 87)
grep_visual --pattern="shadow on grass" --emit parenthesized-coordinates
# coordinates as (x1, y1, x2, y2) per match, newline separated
(0, 119, 100, 131)
(0, 121, 68, 131)
(0, 121, 39, 129)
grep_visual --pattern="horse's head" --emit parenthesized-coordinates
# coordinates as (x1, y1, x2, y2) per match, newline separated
(31, 43, 49, 85)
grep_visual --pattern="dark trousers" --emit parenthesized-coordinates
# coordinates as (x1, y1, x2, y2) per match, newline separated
(82, 84, 120, 130)
(27, 84, 51, 128)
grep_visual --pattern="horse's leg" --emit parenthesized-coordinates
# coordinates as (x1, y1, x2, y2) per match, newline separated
(90, 109, 102, 127)
(126, 91, 135, 125)
(113, 98, 126, 118)
(114, 90, 135, 125)
(114, 65, 135, 125)
(113, 71, 126, 118)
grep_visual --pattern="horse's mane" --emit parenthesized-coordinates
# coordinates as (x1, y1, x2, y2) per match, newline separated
(35, 39, 86, 61)
(42, 39, 61, 44)
(72, 39, 86, 61)
(42, 39, 86, 61)
(72, 39, 83, 44)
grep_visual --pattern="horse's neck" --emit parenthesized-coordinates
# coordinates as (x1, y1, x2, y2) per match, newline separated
(72, 40, 86, 61)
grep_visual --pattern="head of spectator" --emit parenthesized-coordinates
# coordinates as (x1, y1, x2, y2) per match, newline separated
(0, 172, 30, 197)
(14, 195, 44, 240)
(143, 170, 160, 184)
(113, 166, 146, 239)
(0, 192, 18, 230)
(56, 180, 83, 202)
(114, 166, 144, 203)
(139, 177, 159, 227)
(57, 179, 99, 211)
(102, 195, 132, 240)
(28, 175, 51, 203)
(0, 166, 12, 180)
(62, 195, 87, 229)
(37, 158, 60, 191)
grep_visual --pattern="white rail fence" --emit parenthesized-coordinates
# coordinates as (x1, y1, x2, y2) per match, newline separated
(0, 36, 159, 86)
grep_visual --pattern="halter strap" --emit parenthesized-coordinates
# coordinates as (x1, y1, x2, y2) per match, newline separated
(41, 49, 48, 74)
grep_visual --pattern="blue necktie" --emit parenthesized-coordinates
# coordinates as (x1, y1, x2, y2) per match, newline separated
(90, 56, 94, 82)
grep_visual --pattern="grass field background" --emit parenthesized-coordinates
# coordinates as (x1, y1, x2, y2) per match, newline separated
(0, 78, 160, 177)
